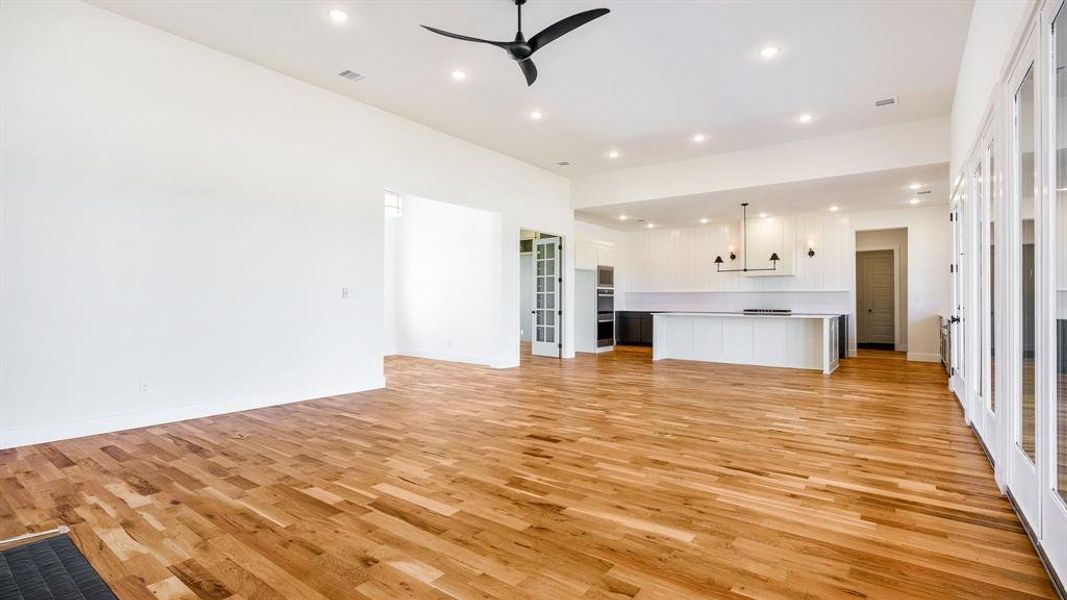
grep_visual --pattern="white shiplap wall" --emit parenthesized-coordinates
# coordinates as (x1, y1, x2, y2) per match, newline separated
(624, 213, 853, 292)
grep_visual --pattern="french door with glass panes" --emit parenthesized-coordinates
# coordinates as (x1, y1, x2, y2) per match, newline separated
(1042, 0, 1067, 577)
(971, 141, 999, 450)
(1007, 28, 1041, 529)
(531, 237, 562, 357)
(951, 188, 967, 406)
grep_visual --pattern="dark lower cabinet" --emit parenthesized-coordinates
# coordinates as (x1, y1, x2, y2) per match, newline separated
(615, 311, 654, 346)
(838, 314, 848, 359)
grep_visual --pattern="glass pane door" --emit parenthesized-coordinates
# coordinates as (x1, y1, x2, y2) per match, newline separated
(989, 142, 998, 416)
(1055, 1, 1067, 511)
(975, 162, 986, 403)
(1045, 4, 1067, 578)
(1018, 64, 1039, 463)
(952, 190, 967, 402)
(1008, 50, 1040, 528)
(531, 237, 562, 358)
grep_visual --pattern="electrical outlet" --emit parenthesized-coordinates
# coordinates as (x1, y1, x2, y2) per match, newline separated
(341, 286, 350, 299)
(139, 383, 150, 393)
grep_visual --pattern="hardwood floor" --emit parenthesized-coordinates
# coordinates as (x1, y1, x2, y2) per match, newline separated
(0, 348, 1057, 599)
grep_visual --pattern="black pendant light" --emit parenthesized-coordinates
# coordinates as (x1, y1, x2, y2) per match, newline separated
(713, 203, 781, 273)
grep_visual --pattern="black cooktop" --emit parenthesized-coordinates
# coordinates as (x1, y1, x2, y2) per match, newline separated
(741, 308, 793, 316)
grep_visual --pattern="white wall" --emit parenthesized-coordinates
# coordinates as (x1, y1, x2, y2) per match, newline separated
(384, 215, 398, 356)
(856, 228, 909, 350)
(0, 0, 572, 448)
(519, 253, 533, 341)
(386, 195, 497, 365)
(574, 270, 598, 353)
(950, 0, 1036, 177)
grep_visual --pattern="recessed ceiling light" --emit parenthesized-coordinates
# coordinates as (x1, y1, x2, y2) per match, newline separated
(759, 212, 768, 218)
(830, 206, 839, 212)
(646, 223, 655, 229)
(607, 150, 620, 159)
(909, 182, 921, 190)
(909, 198, 921, 205)
(797, 113, 814, 124)
(529, 110, 543, 120)
(450, 69, 468, 81)
(700, 218, 709, 224)
(760, 45, 781, 59)
(618, 215, 628, 221)
(328, 9, 349, 23)
(692, 133, 706, 143)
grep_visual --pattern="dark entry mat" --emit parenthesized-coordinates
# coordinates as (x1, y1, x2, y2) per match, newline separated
(0, 534, 117, 600)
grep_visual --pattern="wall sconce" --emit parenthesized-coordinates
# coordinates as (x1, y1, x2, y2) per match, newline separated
(728, 244, 737, 261)
(807, 239, 816, 258)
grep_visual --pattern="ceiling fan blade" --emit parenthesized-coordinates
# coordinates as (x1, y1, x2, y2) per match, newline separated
(519, 59, 538, 86)
(421, 25, 508, 48)
(528, 8, 610, 53)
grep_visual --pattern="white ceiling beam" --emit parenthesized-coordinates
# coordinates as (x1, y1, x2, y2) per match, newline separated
(571, 116, 949, 209)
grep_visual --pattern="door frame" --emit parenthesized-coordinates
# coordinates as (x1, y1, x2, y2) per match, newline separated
(855, 248, 900, 349)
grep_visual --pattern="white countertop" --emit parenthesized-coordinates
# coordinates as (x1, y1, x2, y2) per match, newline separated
(652, 311, 842, 319)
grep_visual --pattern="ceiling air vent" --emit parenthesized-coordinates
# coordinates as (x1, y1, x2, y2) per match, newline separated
(556, 161, 571, 166)
(874, 96, 898, 108)
(917, 190, 932, 195)
(338, 69, 365, 82)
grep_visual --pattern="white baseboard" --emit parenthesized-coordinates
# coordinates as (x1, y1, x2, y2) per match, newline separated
(394, 348, 495, 366)
(0, 377, 385, 450)
(907, 352, 941, 363)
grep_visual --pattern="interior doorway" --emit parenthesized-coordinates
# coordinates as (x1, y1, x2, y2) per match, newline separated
(519, 229, 563, 358)
(857, 250, 895, 348)
(855, 228, 908, 352)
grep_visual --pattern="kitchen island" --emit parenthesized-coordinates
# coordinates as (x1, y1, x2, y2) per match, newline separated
(652, 312, 841, 374)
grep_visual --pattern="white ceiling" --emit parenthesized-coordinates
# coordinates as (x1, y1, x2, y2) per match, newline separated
(90, 1, 973, 177)
(575, 162, 949, 230)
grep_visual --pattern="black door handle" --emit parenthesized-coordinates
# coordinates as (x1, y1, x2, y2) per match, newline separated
(949, 316, 960, 323)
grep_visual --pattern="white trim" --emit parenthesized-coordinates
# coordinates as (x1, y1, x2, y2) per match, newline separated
(392, 348, 497, 366)
(906, 352, 942, 363)
(0, 377, 385, 450)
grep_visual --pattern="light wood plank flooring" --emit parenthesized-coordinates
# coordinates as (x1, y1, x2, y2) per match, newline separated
(0, 348, 1057, 599)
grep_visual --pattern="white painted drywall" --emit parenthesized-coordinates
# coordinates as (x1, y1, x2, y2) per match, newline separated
(950, 0, 1036, 178)
(386, 195, 497, 365)
(0, 1, 572, 448)
(856, 228, 909, 350)
(571, 118, 950, 209)
(519, 253, 533, 341)
(574, 270, 598, 353)
(384, 215, 398, 356)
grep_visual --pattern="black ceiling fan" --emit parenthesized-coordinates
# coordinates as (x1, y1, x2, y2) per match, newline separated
(421, 0, 610, 86)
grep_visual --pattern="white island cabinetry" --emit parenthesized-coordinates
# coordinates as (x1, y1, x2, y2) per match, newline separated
(652, 312, 839, 374)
